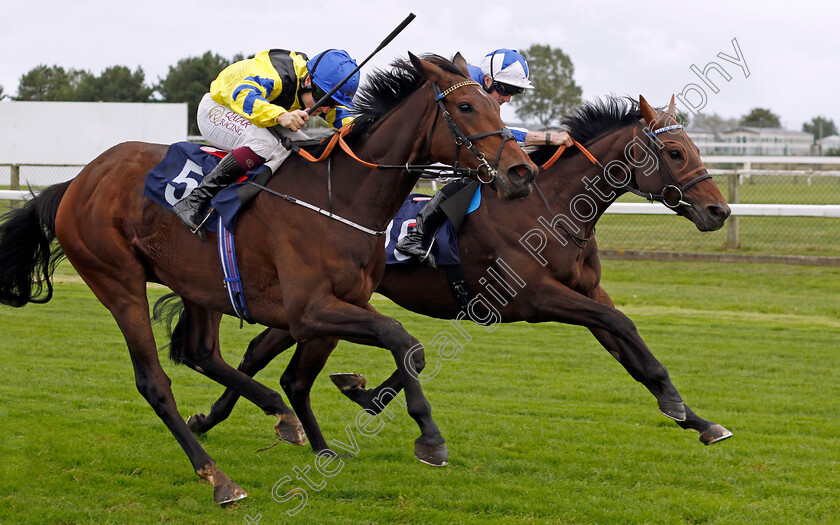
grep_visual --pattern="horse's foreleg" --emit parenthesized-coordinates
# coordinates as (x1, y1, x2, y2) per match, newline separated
(188, 328, 297, 435)
(279, 338, 339, 454)
(587, 285, 731, 444)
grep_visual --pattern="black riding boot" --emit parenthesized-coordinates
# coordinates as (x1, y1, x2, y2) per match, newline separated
(395, 190, 448, 269)
(172, 153, 245, 241)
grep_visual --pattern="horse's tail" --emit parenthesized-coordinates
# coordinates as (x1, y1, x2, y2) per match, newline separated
(0, 181, 72, 307)
(151, 292, 188, 365)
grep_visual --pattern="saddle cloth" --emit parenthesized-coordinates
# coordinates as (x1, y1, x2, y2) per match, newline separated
(143, 141, 270, 233)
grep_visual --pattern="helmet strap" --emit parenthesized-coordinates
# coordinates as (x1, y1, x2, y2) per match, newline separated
(307, 48, 335, 91)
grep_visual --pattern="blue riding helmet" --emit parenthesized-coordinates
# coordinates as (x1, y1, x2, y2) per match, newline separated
(307, 49, 360, 108)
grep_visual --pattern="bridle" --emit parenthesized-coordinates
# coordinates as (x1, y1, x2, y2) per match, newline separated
(255, 77, 522, 236)
(531, 118, 714, 246)
(291, 79, 517, 184)
(428, 81, 517, 183)
(538, 120, 713, 210)
(631, 122, 713, 209)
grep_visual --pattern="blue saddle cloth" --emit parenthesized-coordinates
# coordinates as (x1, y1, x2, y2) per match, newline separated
(143, 142, 269, 233)
(384, 188, 482, 266)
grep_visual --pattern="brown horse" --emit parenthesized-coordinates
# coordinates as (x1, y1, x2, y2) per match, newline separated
(0, 53, 539, 504)
(182, 95, 734, 453)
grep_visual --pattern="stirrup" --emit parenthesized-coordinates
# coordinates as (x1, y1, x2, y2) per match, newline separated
(190, 209, 214, 242)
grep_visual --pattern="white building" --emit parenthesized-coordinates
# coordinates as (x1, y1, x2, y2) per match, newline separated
(817, 134, 840, 155)
(719, 127, 814, 156)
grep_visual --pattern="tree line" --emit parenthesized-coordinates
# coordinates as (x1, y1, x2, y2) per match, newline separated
(1, 46, 835, 147)
(2, 52, 240, 135)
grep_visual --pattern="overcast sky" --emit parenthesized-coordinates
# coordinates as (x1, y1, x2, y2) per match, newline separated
(2, 0, 838, 130)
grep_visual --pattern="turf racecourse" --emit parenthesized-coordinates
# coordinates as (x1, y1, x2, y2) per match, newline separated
(0, 260, 838, 524)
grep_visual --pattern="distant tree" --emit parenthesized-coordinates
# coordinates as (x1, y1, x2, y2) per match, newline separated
(740, 107, 781, 128)
(74, 65, 153, 102)
(0, 85, 6, 100)
(802, 116, 837, 141)
(16, 64, 88, 101)
(691, 113, 739, 137)
(157, 51, 235, 135)
(511, 44, 582, 127)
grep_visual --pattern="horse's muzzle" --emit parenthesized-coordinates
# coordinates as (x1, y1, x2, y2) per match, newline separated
(494, 163, 537, 199)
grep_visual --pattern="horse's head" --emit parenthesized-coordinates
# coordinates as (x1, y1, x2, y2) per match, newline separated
(409, 52, 538, 200)
(635, 95, 730, 231)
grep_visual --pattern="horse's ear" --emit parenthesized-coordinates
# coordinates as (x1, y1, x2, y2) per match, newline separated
(452, 52, 470, 76)
(639, 95, 659, 125)
(409, 51, 446, 84)
(668, 94, 676, 116)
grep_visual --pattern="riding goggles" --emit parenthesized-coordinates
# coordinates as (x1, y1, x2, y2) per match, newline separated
(493, 82, 525, 96)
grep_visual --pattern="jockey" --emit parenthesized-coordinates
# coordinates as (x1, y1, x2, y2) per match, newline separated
(174, 49, 359, 237)
(395, 49, 573, 266)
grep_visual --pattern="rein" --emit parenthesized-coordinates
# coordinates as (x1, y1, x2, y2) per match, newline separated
(258, 78, 515, 236)
(531, 120, 714, 248)
(538, 122, 713, 210)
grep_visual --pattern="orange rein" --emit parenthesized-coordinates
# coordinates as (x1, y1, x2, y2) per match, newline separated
(293, 123, 380, 169)
(297, 127, 601, 173)
(539, 139, 598, 172)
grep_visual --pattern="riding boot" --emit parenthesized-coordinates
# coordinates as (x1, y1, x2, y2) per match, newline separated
(395, 190, 448, 269)
(172, 153, 245, 241)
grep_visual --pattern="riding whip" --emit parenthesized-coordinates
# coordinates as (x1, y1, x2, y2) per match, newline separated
(307, 12, 416, 114)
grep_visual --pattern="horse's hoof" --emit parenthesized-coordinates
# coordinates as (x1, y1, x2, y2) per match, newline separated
(187, 414, 207, 434)
(275, 414, 307, 446)
(415, 439, 448, 466)
(700, 424, 733, 445)
(658, 400, 687, 422)
(330, 373, 367, 393)
(214, 481, 247, 505)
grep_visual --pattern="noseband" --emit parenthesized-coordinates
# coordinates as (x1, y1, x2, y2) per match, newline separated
(430, 81, 516, 183)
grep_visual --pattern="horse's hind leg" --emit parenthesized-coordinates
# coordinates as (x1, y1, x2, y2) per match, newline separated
(174, 302, 306, 445)
(295, 297, 447, 466)
(188, 328, 297, 436)
(330, 369, 405, 415)
(280, 338, 339, 454)
(71, 271, 246, 504)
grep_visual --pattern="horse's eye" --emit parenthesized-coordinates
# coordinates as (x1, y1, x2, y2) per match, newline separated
(458, 102, 473, 113)
(669, 149, 682, 160)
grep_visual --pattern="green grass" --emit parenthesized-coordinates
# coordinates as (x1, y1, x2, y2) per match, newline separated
(1, 260, 838, 524)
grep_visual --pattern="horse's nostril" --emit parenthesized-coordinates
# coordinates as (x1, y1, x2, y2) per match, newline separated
(709, 205, 731, 220)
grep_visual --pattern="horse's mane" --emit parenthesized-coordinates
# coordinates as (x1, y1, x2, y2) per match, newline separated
(342, 54, 467, 142)
(528, 96, 643, 165)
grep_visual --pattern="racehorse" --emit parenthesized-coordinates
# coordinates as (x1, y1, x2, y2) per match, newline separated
(0, 53, 539, 504)
(180, 95, 734, 453)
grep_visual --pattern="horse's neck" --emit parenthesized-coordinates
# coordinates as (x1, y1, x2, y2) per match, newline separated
(335, 89, 437, 229)
(538, 126, 637, 235)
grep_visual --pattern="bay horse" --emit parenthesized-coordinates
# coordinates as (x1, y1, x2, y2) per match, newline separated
(0, 53, 539, 504)
(182, 95, 734, 453)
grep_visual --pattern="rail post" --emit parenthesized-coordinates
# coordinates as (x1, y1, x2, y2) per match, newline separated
(726, 171, 740, 249)
(10, 164, 21, 208)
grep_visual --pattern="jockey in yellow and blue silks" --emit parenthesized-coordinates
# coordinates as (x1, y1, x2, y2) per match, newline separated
(394, 49, 573, 267)
(174, 49, 359, 238)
